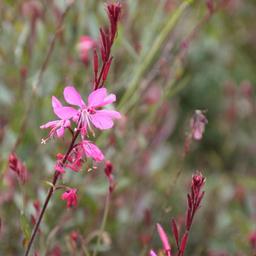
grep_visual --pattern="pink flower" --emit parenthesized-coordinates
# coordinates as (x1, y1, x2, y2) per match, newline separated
(61, 189, 77, 208)
(78, 36, 95, 64)
(156, 223, 172, 256)
(54, 163, 65, 174)
(62, 86, 121, 133)
(190, 110, 208, 140)
(249, 230, 256, 250)
(40, 96, 74, 141)
(82, 140, 104, 162)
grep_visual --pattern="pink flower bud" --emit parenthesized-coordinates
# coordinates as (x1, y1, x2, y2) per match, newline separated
(70, 231, 79, 242)
(104, 161, 116, 193)
(249, 230, 256, 250)
(77, 36, 95, 64)
(192, 172, 206, 190)
(8, 153, 28, 183)
(61, 189, 77, 208)
(105, 161, 113, 177)
(156, 223, 171, 256)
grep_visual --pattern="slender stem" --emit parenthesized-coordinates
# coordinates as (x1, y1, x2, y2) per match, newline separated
(24, 129, 80, 256)
(79, 235, 91, 256)
(92, 191, 111, 256)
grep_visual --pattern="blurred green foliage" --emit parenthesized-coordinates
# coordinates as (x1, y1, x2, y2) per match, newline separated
(0, 0, 256, 255)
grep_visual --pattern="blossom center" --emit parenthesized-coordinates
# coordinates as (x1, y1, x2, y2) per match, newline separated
(87, 107, 96, 115)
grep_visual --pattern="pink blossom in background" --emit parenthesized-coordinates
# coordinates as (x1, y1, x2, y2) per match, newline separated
(63, 86, 121, 132)
(22, 0, 43, 21)
(143, 85, 161, 105)
(190, 110, 208, 140)
(61, 189, 77, 208)
(70, 231, 79, 242)
(8, 152, 28, 183)
(78, 36, 95, 64)
(249, 230, 256, 250)
(47, 245, 62, 256)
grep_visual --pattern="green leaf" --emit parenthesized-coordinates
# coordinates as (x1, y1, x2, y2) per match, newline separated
(20, 213, 31, 247)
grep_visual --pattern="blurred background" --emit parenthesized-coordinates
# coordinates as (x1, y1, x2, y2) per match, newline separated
(0, 0, 256, 255)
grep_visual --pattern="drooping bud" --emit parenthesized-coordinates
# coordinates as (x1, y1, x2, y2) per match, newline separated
(104, 161, 116, 193)
(61, 189, 78, 208)
(8, 153, 28, 183)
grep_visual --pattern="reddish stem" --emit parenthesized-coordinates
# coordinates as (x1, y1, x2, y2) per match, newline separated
(24, 128, 80, 256)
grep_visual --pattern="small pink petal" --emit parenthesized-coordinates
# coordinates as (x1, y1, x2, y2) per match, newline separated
(54, 106, 78, 120)
(99, 109, 121, 119)
(150, 250, 157, 256)
(193, 129, 203, 140)
(91, 93, 116, 108)
(56, 127, 64, 137)
(54, 163, 65, 174)
(63, 120, 71, 128)
(101, 93, 116, 106)
(40, 120, 59, 129)
(88, 88, 107, 108)
(64, 86, 85, 107)
(82, 141, 104, 162)
(52, 96, 62, 109)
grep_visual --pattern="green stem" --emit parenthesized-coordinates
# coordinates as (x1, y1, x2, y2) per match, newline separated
(118, 0, 193, 113)
(92, 191, 111, 256)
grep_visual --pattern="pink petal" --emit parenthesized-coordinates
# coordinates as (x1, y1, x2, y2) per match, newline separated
(99, 109, 121, 119)
(61, 189, 77, 208)
(63, 120, 71, 128)
(88, 88, 107, 108)
(55, 163, 65, 174)
(90, 110, 121, 130)
(40, 120, 59, 129)
(63, 86, 85, 107)
(101, 93, 116, 106)
(150, 250, 157, 256)
(82, 141, 104, 162)
(54, 106, 78, 120)
(90, 112, 114, 130)
(52, 96, 62, 109)
(193, 126, 203, 140)
(156, 223, 171, 255)
(79, 36, 95, 48)
(56, 127, 64, 137)
(61, 192, 68, 200)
